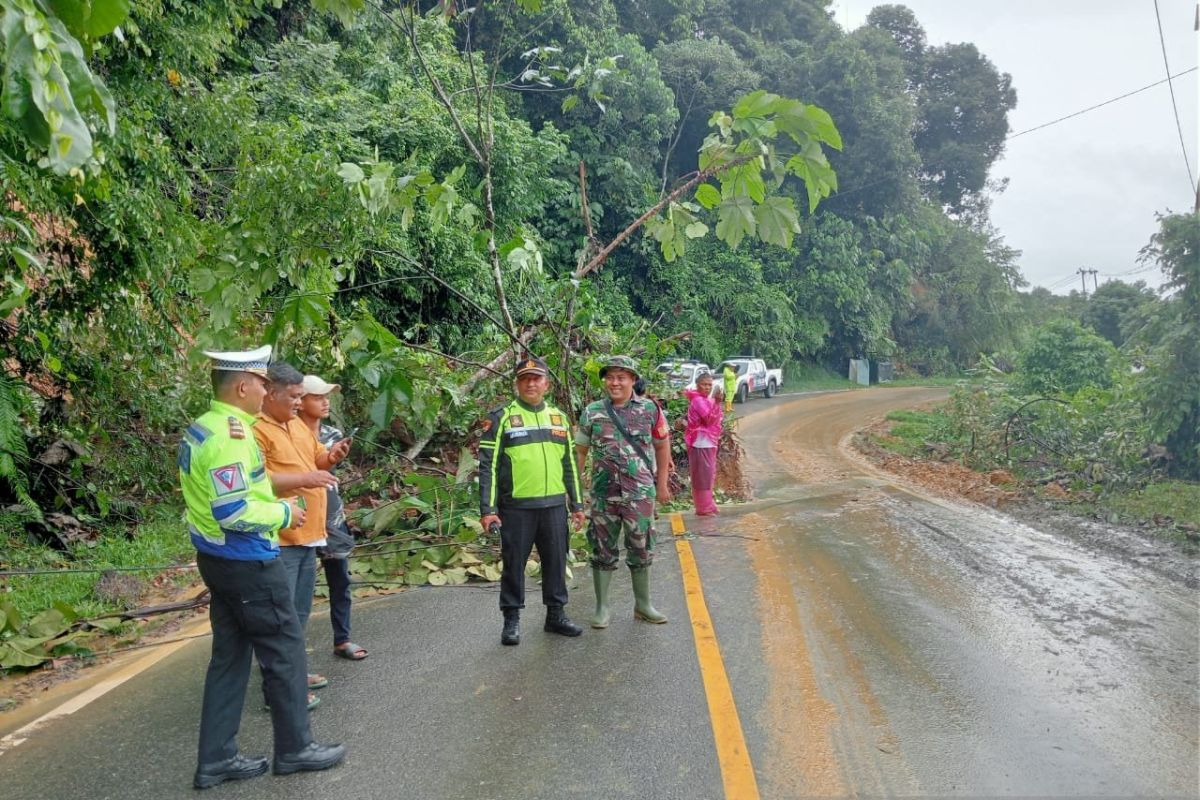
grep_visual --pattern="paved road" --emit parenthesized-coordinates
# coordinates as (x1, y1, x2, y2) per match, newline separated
(1, 387, 1196, 798)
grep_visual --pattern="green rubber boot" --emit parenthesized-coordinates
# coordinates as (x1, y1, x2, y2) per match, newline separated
(590, 568, 614, 629)
(630, 567, 667, 624)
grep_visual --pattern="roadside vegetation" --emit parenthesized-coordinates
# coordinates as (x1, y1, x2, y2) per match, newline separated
(868, 402, 1200, 536)
(863, 223, 1199, 537)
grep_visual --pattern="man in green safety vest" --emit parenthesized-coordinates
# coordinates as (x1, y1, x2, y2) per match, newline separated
(478, 355, 586, 646)
(180, 345, 345, 789)
(722, 363, 737, 413)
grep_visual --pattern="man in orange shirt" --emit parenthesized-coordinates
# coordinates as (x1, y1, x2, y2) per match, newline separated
(253, 362, 351, 708)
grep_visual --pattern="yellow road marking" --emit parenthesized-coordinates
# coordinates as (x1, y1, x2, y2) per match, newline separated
(671, 512, 760, 800)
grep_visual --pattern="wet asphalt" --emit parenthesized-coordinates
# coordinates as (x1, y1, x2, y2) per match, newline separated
(1, 386, 1197, 798)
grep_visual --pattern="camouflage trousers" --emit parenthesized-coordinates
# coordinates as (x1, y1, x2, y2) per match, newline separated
(586, 496, 656, 570)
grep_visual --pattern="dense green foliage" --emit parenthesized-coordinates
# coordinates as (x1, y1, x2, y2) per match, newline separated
(0, 1, 1193, 532)
(1016, 319, 1117, 397)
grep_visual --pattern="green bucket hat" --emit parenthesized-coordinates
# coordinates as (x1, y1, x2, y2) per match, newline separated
(598, 355, 640, 380)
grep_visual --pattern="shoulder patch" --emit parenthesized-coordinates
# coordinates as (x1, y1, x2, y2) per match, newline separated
(480, 418, 493, 433)
(210, 463, 248, 496)
(228, 417, 246, 440)
(509, 414, 525, 428)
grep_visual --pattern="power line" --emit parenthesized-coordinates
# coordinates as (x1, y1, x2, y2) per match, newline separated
(1007, 66, 1198, 141)
(827, 67, 1198, 206)
(1152, 0, 1195, 189)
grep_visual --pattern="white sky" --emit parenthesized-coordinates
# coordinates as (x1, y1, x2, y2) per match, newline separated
(830, 0, 1198, 294)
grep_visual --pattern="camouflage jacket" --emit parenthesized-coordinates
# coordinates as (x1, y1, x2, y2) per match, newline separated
(576, 397, 669, 504)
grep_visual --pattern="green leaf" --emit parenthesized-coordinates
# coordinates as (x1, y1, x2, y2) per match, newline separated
(443, 567, 469, 585)
(731, 90, 781, 121)
(753, 196, 801, 249)
(0, 642, 47, 669)
(2, 7, 113, 174)
(27, 608, 69, 639)
(312, 0, 365, 27)
(720, 163, 765, 203)
(694, 183, 721, 210)
(45, 1, 130, 45)
(80, 0, 130, 38)
(368, 391, 392, 432)
(337, 162, 365, 183)
(268, 293, 330, 340)
(684, 222, 709, 239)
(707, 110, 732, 138)
(87, 616, 123, 632)
(561, 94, 579, 113)
(786, 147, 838, 212)
(715, 196, 756, 250)
(802, 104, 842, 150)
(442, 164, 466, 187)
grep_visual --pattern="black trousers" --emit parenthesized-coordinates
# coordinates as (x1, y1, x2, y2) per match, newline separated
(498, 505, 569, 612)
(323, 556, 352, 646)
(196, 552, 313, 763)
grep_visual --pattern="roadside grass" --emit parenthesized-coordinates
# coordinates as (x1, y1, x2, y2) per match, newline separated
(0, 505, 194, 619)
(1099, 481, 1200, 531)
(867, 407, 1198, 536)
(781, 361, 970, 393)
(869, 408, 953, 458)
(884, 374, 971, 387)
(782, 362, 858, 392)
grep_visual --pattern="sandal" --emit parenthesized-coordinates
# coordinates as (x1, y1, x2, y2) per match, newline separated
(333, 642, 368, 660)
(307, 673, 329, 690)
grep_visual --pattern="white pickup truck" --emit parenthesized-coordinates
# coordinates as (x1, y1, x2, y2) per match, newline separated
(718, 358, 783, 403)
(655, 360, 712, 392)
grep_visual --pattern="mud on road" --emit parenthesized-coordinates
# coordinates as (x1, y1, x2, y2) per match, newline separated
(852, 403, 1199, 591)
(731, 387, 1199, 796)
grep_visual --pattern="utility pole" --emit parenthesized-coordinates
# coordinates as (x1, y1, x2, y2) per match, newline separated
(1077, 267, 1090, 297)
(1088, 268, 1099, 293)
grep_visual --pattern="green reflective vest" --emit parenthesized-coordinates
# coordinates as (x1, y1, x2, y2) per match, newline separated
(179, 400, 291, 560)
(478, 399, 582, 515)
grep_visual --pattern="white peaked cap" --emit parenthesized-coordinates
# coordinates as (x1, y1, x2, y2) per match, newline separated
(202, 344, 272, 376)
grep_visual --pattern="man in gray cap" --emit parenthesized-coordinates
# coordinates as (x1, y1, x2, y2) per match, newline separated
(181, 345, 345, 788)
(478, 355, 586, 645)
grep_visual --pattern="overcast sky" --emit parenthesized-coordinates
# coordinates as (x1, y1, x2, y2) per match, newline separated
(830, 0, 1198, 294)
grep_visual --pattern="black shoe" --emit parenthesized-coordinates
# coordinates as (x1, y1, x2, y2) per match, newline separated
(501, 611, 520, 646)
(544, 607, 583, 637)
(273, 742, 346, 775)
(194, 753, 269, 789)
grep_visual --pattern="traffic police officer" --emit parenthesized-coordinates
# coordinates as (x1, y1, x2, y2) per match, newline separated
(181, 345, 345, 788)
(575, 355, 673, 627)
(478, 355, 586, 646)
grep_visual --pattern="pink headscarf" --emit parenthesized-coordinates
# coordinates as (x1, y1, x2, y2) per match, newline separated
(683, 386, 723, 448)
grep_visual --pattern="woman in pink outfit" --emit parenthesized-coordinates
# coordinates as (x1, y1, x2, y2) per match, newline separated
(684, 372, 723, 516)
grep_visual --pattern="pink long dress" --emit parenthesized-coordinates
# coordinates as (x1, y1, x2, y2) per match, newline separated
(684, 389, 723, 515)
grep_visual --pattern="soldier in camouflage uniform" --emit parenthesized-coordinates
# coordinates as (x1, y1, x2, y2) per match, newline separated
(575, 355, 673, 627)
